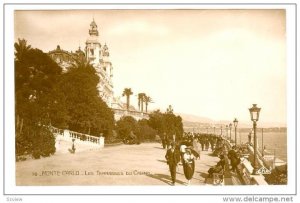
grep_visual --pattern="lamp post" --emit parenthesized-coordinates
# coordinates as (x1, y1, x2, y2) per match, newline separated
(229, 123, 232, 143)
(220, 125, 223, 136)
(262, 128, 264, 157)
(249, 104, 261, 175)
(233, 118, 238, 146)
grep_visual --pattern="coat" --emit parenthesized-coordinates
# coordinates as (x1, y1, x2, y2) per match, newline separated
(165, 148, 180, 166)
(228, 149, 240, 166)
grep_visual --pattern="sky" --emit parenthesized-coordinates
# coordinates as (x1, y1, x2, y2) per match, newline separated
(14, 9, 287, 124)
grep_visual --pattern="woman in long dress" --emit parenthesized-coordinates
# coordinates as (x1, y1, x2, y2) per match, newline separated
(183, 148, 195, 185)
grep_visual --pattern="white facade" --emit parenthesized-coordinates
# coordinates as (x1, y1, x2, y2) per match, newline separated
(85, 19, 114, 107)
(49, 19, 147, 120)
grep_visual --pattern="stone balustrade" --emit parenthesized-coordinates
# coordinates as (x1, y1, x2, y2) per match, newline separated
(49, 126, 104, 148)
(50, 127, 64, 136)
(223, 139, 268, 185)
(112, 108, 149, 120)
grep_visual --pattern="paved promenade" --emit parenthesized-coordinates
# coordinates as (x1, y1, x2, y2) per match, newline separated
(16, 143, 220, 186)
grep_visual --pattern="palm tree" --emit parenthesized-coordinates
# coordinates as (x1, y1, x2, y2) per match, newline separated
(138, 93, 144, 111)
(140, 93, 146, 112)
(122, 88, 133, 110)
(14, 38, 31, 62)
(143, 95, 153, 113)
(166, 105, 174, 114)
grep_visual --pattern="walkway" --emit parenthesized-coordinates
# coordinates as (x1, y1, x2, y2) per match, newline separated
(16, 143, 220, 186)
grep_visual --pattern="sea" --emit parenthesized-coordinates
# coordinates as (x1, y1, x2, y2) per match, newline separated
(237, 131, 287, 162)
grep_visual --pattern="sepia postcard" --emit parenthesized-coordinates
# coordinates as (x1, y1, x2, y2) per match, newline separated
(2, 1, 299, 202)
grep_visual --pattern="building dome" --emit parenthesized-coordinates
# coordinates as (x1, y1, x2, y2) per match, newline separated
(89, 18, 99, 36)
(90, 19, 97, 27)
(75, 46, 85, 55)
(102, 43, 110, 57)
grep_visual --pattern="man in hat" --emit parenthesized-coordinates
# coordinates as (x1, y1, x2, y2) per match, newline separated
(165, 142, 180, 185)
(228, 146, 240, 173)
(207, 154, 225, 178)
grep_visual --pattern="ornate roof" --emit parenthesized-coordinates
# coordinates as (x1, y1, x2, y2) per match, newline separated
(102, 43, 110, 57)
(75, 46, 85, 55)
(90, 18, 97, 27)
(103, 43, 108, 50)
(48, 45, 72, 56)
(89, 19, 99, 36)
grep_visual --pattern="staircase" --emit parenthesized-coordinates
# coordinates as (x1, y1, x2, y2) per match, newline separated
(49, 126, 105, 154)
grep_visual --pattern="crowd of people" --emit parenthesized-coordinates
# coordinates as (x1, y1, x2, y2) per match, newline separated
(163, 132, 244, 186)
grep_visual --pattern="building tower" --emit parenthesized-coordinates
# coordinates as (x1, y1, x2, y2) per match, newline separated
(85, 18, 101, 66)
(100, 43, 114, 106)
(85, 19, 114, 107)
(101, 43, 113, 78)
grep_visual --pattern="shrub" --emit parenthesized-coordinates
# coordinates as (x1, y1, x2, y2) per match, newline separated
(264, 164, 287, 185)
(16, 125, 56, 160)
(136, 119, 157, 142)
(31, 126, 56, 158)
(116, 116, 138, 140)
(115, 117, 158, 143)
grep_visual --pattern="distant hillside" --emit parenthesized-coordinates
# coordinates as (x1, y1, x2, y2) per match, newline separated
(176, 113, 213, 123)
(176, 113, 286, 129)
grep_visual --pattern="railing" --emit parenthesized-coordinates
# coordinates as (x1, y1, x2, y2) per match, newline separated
(247, 144, 266, 169)
(223, 139, 269, 185)
(68, 131, 103, 145)
(49, 126, 104, 147)
(112, 108, 150, 119)
(236, 142, 269, 185)
(50, 127, 64, 136)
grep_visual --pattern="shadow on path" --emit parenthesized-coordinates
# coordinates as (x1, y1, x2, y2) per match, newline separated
(196, 171, 208, 179)
(154, 147, 165, 150)
(146, 173, 186, 186)
(176, 171, 201, 181)
(207, 153, 217, 157)
(204, 164, 215, 168)
(157, 159, 167, 164)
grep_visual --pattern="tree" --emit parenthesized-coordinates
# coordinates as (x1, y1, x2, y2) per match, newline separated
(136, 119, 157, 142)
(138, 93, 143, 111)
(116, 116, 157, 144)
(164, 105, 183, 141)
(148, 110, 166, 135)
(59, 57, 115, 137)
(143, 95, 153, 113)
(122, 88, 133, 110)
(116, 116, 138, 140)
(14, 38, 31, 62)
(15, 39, 64, 158)
(139, 92, 146, 112)
(15, 47, 66, 126)
(148, 106, 183, 142)
(166, 105, 174, 114)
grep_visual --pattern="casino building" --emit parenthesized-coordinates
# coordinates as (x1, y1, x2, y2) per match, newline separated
(48, 19, 148, 120)
(48, 19, 116, 108)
